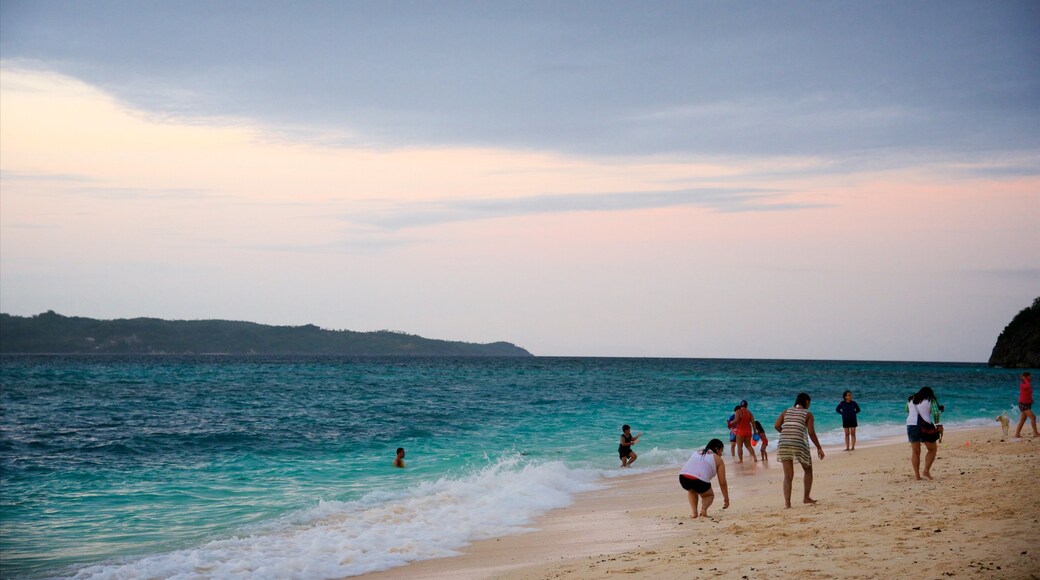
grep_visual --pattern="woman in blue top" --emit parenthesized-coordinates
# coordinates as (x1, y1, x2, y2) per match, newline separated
(836, 391, 861, 451)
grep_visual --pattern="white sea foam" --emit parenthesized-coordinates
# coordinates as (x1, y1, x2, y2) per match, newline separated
(67, 456, 604, 580)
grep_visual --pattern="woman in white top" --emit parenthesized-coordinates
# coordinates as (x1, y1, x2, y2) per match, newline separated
(679, 438, 729, 518)
(906, 386, 940, 480)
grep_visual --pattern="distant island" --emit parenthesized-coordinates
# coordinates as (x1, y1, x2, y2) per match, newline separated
(988, 297, 1040, 369)
(0, 311, 533, 357)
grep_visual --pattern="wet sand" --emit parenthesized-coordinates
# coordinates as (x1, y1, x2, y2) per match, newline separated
(361, 427, 1039, 579)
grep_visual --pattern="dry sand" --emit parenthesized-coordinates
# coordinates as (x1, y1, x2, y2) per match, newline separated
(362, 427, 1039, 579)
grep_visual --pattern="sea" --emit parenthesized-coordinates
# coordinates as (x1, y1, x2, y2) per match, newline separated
(0, 355, 1023, 579)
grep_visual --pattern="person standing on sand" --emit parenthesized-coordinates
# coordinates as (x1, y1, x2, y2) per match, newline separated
(727, 406, 739, 457)
(774, 392, 825, 508)
(618, 424, 642, 468)
(906, 387, 940, 480)
(754, 420, 769, 461)
(734, 400, 757, 463)
(679, 438, 729, 518)
(393, 447, 406, 468)
(836, 390, 861, 451)
(1014, 372, 1040, 439)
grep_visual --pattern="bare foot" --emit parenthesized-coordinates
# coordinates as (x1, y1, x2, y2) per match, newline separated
(784, 503, 792, 509)
(691, 513, 698, 518)
(804, 498, 818, 504)
(922, 472, 933, 480)
(699, 511, 708, 517)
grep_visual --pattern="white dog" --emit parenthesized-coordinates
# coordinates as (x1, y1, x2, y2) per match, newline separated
(997, 412, 1010, 438)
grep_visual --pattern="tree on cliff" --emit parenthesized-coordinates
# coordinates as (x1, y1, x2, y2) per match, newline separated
(989, 296, 1040, 368)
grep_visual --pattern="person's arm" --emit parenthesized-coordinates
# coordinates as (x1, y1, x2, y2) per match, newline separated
(836, 401, 843, 414)
(715, 455, 730, 508)
(854, 402, 861, 414)
(774, 410, 786, 433)
(806, 412, 825, 459)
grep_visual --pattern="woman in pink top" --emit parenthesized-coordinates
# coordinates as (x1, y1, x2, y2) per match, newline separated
(1014, 372, 1039, 438)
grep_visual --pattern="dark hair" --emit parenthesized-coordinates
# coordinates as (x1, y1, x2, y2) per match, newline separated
(700, 438, 725, 455)
(842, 390, 852, 398)
(754, 420, 765, 433)
(911, 387, 936, 405)
(795, 392, 811, 407)
(622, 424, 630, 431)
(733, 405, 741, 412)
(396, 447, 404, 454)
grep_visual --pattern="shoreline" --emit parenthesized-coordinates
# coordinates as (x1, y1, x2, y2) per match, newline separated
(360, 426, 1039, 579)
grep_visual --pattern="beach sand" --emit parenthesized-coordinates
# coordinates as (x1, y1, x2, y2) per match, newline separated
(361, 427, 1039, 579)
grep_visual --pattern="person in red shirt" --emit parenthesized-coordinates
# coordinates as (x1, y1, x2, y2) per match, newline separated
(1014, 372, 1039, 438)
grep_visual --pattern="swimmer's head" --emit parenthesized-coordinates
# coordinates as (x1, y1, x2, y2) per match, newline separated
(622, 424, 630, 433)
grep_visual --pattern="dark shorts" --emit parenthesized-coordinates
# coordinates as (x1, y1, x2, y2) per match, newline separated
(729, 432, 736, 442)
(619, 447, 633, 459)
(1021, 403, 1033, 412)
(679, 474, 711, 494)
(907, 425, 922, 443)
(843, 418, 858, 428)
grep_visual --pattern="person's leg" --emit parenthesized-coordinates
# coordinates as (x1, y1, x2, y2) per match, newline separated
(911, 442, 922, 480)
(730, 439, 736, 456)
(1014, 411, 1027, 437)
(781, 459, 794, 508)
(628, 451, 637, 467)
(922, 442, 937, 479)
(802, 463, 817, 504)
(699, 489, 715, 516)
(620, 454, 629, 468)
(844, 427, 851, 450)
(1029, 410, 1040, 436)
(736, 436, 745, 462)
(743, 438, 758, 462)
(687, 490, 699, 517)
(850, 427, 857, 450)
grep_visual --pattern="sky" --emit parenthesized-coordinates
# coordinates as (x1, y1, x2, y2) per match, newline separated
(1, 1, 1038, 361)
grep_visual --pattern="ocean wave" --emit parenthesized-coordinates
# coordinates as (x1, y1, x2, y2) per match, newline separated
(65, 455, 603, 580)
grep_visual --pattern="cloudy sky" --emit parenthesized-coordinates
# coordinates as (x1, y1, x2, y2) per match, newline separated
(2, 1, 1037, 360)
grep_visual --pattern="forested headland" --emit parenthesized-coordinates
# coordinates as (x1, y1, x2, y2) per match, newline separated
(0, 311, 533, 357)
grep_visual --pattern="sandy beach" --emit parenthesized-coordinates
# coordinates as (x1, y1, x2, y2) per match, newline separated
(363, 427, 1039, 579)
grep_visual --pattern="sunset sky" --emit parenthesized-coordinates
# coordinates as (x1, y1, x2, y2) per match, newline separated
(2, 1, 1037, 360)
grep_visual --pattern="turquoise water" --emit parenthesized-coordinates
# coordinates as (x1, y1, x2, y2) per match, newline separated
(0, 355, 1022, 579)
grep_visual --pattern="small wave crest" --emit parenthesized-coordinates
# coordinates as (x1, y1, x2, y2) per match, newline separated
(67, 454, 604, 579)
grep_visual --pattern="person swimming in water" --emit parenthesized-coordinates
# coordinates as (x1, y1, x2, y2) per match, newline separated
(393, 447, 406, 468)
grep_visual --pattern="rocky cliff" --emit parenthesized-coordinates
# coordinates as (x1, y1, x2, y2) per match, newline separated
(988, 297, 1040, 368)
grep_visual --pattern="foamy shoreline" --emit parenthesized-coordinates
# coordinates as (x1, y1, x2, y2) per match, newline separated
(360, 426, 1039, 579)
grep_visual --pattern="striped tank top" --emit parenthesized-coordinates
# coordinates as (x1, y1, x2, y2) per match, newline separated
(777, 406, 812, 465)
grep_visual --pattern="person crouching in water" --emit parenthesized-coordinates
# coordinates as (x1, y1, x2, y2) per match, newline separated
(679, 438, 730, 518)
(618, 425, 642, 468)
